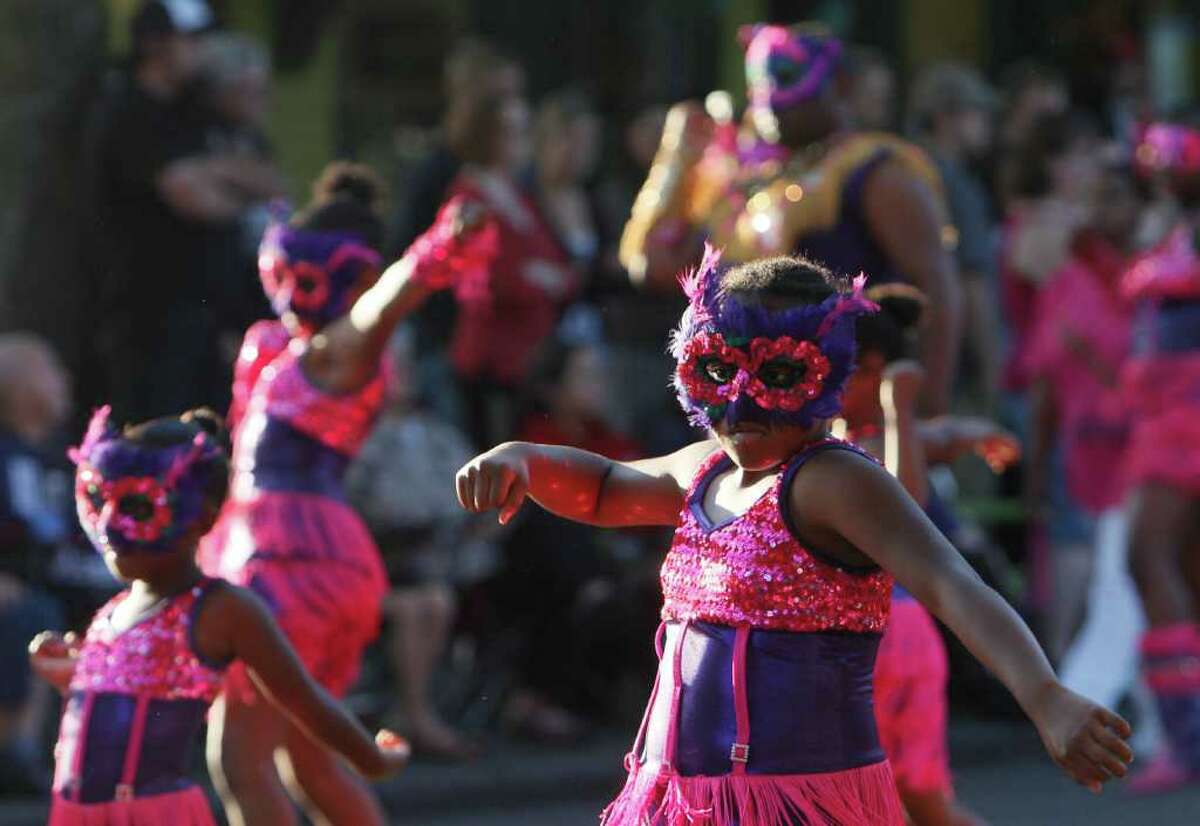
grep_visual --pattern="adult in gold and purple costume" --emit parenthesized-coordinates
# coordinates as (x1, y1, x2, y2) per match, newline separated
(621, 24, 962, 415)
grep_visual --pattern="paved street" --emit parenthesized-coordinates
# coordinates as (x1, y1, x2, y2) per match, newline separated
(2, 720, 1196, 824)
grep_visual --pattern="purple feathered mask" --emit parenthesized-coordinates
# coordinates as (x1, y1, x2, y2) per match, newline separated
(258, 206, 382, 335)
(69, 407, 224, 556)
(670, 245, 878, 430)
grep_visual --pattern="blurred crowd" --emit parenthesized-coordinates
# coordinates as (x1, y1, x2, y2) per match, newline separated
(0, 0, 1184, 792)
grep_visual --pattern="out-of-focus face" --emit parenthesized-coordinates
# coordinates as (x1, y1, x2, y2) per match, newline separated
(493, 63, 526, 99)
(495, 98, 533, 173)
(839, 352, 885, 431)
(1054, 136, 1102, 202)
(222, 67, 270, 127)
(165, 32, 205, 86)
(558, 346, 610, 419)
(539, 114, 602, 184)
(626, 106, 668, 169)
(850, 65, 895, 131)
(1091, 170, 1142, 248)
(764, 91, 840, 149)
(956, 107, 994, 158)
(712, 419, 824, 472)
(7, 347, 72, 442)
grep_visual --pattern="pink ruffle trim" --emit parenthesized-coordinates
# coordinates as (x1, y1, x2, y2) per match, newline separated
(600, 760, 905, 826)
(49, 786, 216, 826)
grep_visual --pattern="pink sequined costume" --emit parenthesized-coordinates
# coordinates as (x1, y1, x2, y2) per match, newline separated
(198, 320, 387, 697)
(1121, 225, 1200, 496)
(602, 439, 905, 826)
(49, 578, 227, 825)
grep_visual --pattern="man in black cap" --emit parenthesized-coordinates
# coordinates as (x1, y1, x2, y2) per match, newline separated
(88, 0, 283, 421)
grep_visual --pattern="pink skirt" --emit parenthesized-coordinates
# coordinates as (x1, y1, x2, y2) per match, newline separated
(873, 596, 952, 794)
(600, 760, 905, 826)
(49, 786, 216, 826)
(1123, 354, 1200, 494)
(200, 490, 387, 698)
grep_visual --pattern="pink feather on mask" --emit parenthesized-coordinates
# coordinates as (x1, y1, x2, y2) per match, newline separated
(678, 243, 724, 328)
(816, 272, 879, 337)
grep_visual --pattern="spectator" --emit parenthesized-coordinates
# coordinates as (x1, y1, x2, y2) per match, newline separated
(196, 32, 282, 370)
(0, 335, 75, 793)
(446, 93, 579, 447)
(1025, 162, 1142, 670)
(999, 111, 1101, 396)
(346, 329, 497, 761)
(995, 60, 1069, 208)
(908, 63, 1004, 410)
(388, 39, 526, 426)
(533, 90, 606, 291)
(88, 0, 283, 422)
(844, 45, 897, 131)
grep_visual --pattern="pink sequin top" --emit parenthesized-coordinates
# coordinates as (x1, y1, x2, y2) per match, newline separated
(70, 579, 227, 702)
(1122, 225, 1200, 301)
(231, 320, 387, 461)
(660, 440, 893, 634)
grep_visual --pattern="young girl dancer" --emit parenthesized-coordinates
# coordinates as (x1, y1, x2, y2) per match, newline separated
(1124, 119, 1200, 783)
(199, 162, 491, 825)
(458, 250, 1132, 824)
(30, 408, 408, 826)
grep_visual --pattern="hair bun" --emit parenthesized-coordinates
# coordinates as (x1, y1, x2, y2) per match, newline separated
(180, 408, 230, 452)
(311, 162, 384, 212)
(865, 283, 927, 331)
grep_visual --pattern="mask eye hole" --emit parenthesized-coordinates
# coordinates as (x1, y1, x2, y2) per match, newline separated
(701, 359, 738, 385)
(758, 360, 804, 389)
(768, 56, 801, 85)
(86, 484, 104, 514)
(117, 494, 155, 522)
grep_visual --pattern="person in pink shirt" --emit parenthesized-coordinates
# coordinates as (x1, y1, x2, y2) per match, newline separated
(1025, 161, 1138, 652)
(1025, 162, 1168, 786)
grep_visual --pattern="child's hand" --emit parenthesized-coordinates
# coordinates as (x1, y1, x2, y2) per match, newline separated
(1029, 682, 1132, 793)
(948, 417, 1021, 472)
(29, 630, 80, 692)
(366, 729, 411, 779)
(456, 444, 531, 525)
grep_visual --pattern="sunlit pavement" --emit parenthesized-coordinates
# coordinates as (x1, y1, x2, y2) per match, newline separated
(1, 720, 1197, 825)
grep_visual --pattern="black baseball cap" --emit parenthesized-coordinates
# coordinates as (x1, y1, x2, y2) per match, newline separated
(132, 0, 217, 42)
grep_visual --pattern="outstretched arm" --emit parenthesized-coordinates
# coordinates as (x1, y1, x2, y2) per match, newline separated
(304, 200, 492, 394)
(457, 440, 716, 527)
(195, 586, 408, 779)
(862, 162, 963, 417)
(792, 451, 1132, 791)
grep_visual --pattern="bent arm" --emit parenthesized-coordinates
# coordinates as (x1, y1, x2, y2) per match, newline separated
(862, 162, 963, 417)
(799, 452, 1056, 714)
(458, 440, 715, 527)
(158, 158, 254, 223)
(210, 588, 388, 777)
(305, 203, 485, 394)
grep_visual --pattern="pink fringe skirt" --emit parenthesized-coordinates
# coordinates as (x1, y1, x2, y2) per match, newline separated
(1123, 353, 1200, 494)
(873, 595, 952, 794)
(200, 490, 387, 698)
(48, 786, 216, 826)
(600, 760, 905, 826)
